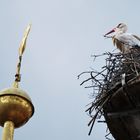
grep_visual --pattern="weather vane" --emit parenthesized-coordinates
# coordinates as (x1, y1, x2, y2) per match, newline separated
(13, 24, 31, 88)
(0, 24, 34, 140)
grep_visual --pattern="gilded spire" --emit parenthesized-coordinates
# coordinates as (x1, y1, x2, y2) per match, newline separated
(0, 24, 34, 140)
(13, 24, 31, 88)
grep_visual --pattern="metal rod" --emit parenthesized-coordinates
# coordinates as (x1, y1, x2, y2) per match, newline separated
(2, 121, 14, 140)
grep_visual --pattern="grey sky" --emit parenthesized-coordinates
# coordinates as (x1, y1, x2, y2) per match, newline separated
(0, 0, 140, 140)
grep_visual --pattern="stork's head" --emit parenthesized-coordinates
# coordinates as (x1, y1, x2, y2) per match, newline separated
(104, 23, 128, 37)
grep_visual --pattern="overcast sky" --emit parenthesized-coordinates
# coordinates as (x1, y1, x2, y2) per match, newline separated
(0, 0, 140, 140)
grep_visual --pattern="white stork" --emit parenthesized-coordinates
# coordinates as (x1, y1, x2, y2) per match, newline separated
(104, 23, 140, 53)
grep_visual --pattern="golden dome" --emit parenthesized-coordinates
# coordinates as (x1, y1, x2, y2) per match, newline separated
(0, 87, 34, 128)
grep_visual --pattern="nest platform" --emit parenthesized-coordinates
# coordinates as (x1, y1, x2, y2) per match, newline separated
(104, 76, 140, 140)
(79, 48, 140, 139)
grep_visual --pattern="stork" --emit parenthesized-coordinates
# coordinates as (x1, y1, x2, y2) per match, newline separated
(104, 23, 140, 53)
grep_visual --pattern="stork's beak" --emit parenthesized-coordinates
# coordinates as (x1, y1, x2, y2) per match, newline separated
(104, 28, 116, 37)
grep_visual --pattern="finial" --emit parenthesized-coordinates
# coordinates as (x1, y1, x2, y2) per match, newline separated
(0, 24, 34, 140)
(13, 24, 31, 88)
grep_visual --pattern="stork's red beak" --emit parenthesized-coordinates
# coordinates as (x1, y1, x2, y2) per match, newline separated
(104, 28, 116, 37)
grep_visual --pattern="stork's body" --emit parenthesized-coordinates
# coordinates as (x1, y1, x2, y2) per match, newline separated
(104, 23, 140, 53)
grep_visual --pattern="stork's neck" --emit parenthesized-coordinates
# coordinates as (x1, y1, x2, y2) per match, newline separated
(115, 29, 125, 35)
(115, 26, 127, 35)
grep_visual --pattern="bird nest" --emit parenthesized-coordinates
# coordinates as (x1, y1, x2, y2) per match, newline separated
(78, 47, 140, 136)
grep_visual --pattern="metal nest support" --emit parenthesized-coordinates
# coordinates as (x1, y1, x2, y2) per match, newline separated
(78, 47, 140, 139)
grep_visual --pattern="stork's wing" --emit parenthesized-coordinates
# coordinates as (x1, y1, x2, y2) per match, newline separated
(132, 34, 140, 41)
(115, 33, 140, 47)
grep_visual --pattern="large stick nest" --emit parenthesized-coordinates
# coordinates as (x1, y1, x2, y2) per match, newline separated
(78, 47, 140, 136)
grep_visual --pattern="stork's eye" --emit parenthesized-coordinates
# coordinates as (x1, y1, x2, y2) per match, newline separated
(117, 23, 122, 28)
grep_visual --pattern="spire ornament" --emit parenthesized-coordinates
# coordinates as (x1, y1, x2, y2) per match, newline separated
(0, 24, 34, 140)
(13, 24, 31, 88)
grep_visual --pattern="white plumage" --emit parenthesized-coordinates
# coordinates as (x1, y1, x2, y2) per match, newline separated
(104, 23, 140, 53)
